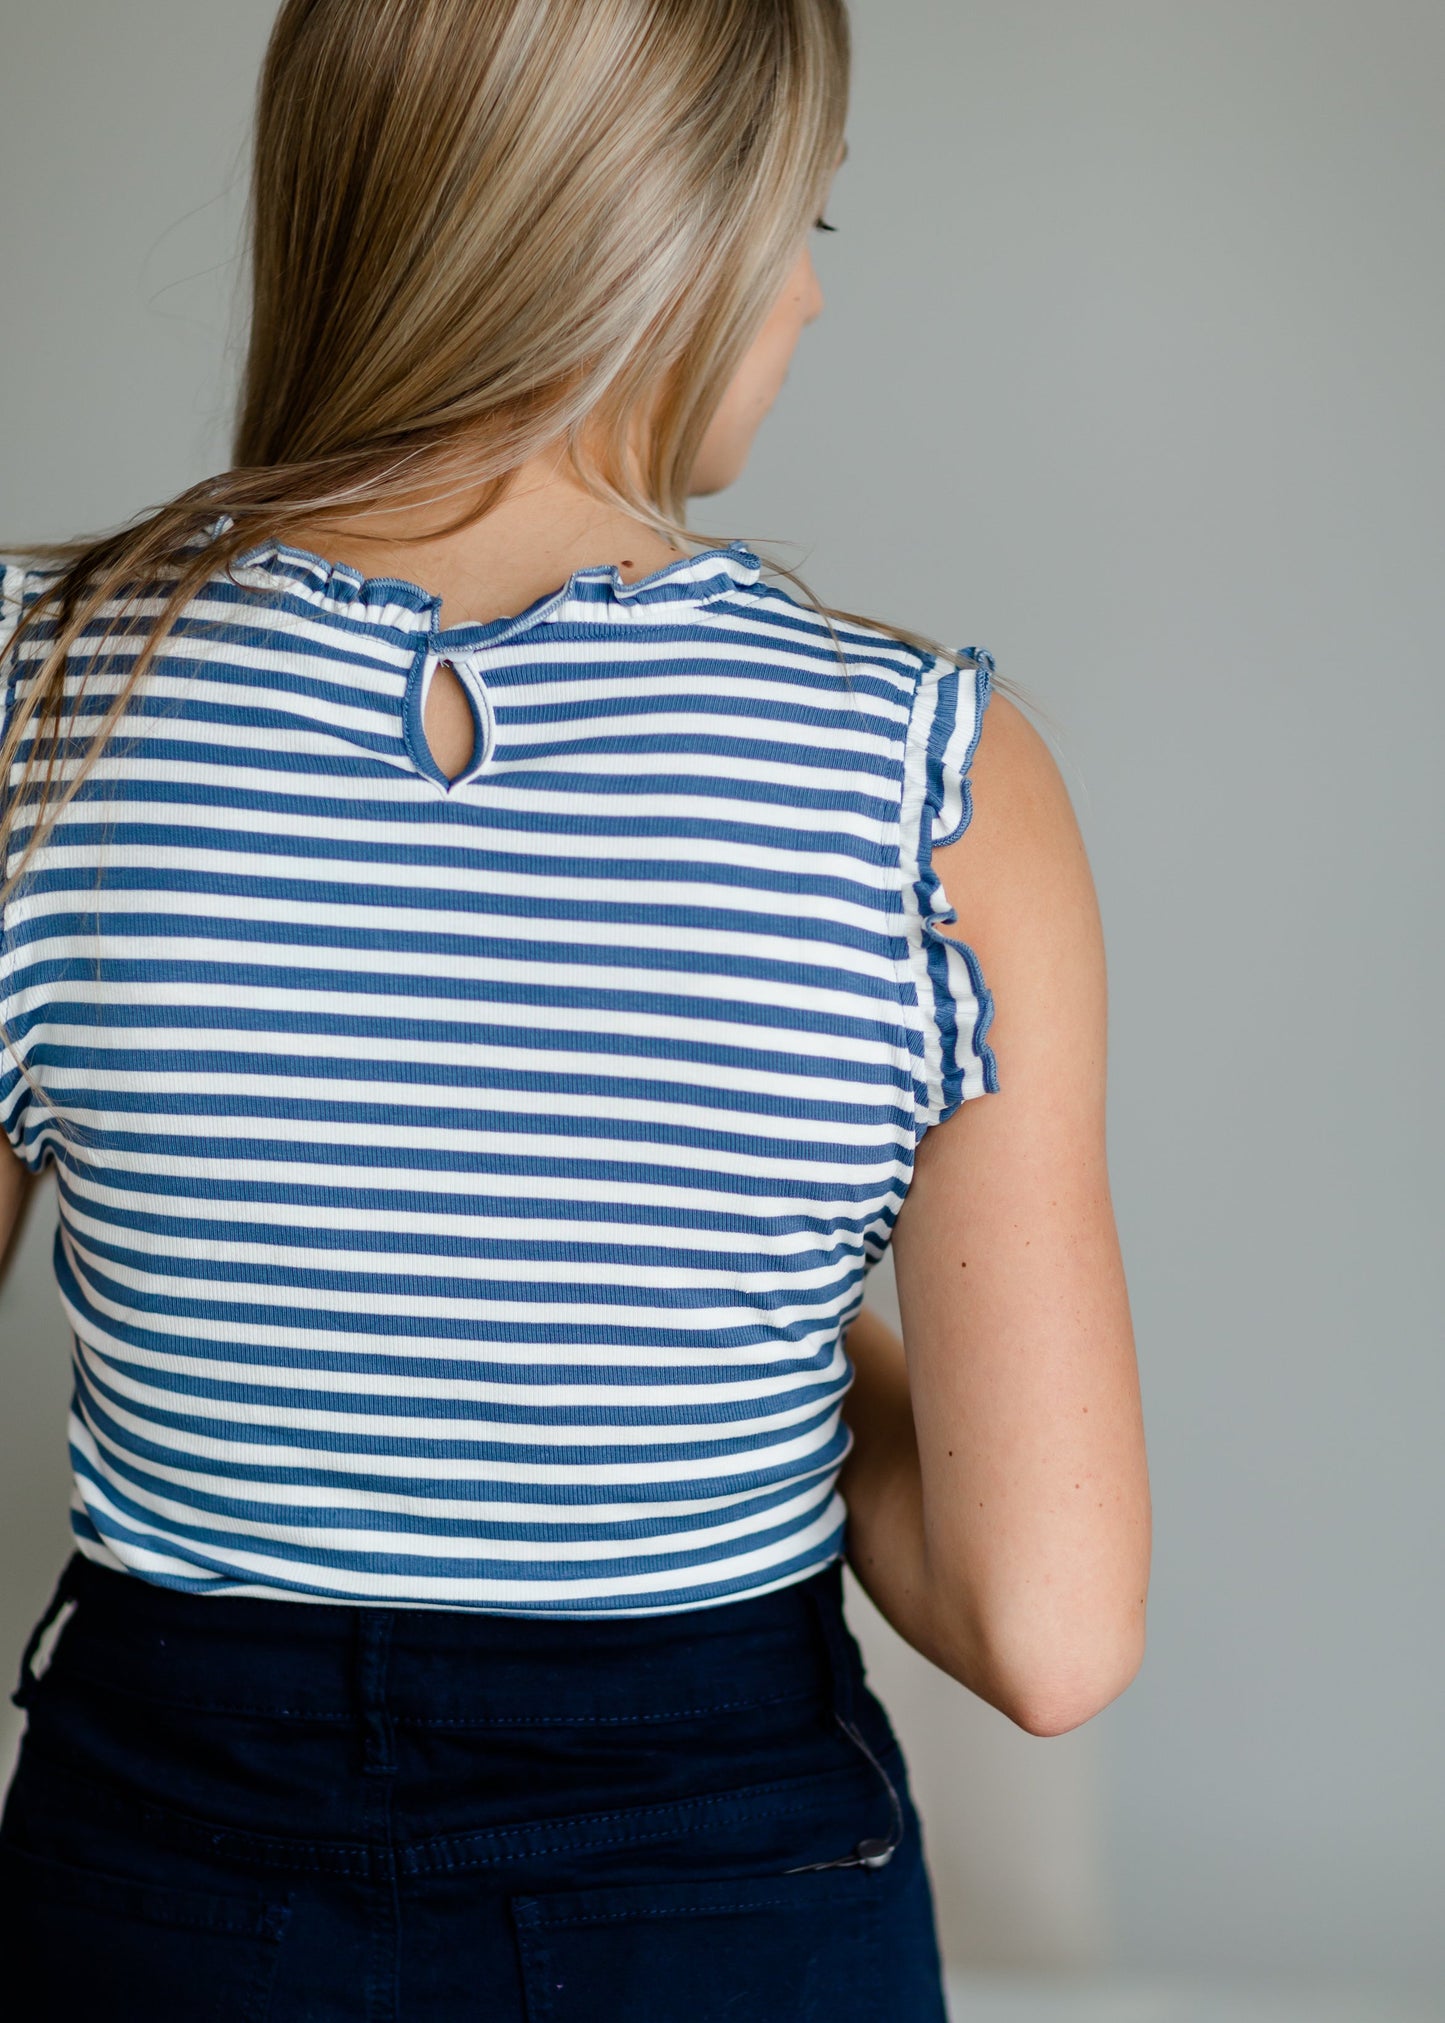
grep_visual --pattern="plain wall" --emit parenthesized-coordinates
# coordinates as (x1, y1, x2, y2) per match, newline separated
(2, 1, 1441, 2004)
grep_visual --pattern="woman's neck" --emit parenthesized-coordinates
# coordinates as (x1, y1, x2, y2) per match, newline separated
(278, 450, 689, 630)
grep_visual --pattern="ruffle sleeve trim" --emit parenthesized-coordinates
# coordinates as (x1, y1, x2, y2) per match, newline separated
(897, 645, 1001, 1137)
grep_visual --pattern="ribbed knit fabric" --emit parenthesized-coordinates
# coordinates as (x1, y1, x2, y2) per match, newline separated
(0, 522, 998, 1613)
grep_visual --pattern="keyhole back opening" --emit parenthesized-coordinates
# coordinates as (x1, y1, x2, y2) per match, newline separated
(423, 658, 479, 784)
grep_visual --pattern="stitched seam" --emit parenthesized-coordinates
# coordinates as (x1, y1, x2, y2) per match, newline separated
(532, 1898, 808, 1927)
(0, 1848, 292, 1937)
(17, 1745, 374, 1874)
(18, 1736, 888, 1882)
(124, 1825, 360, 1878)
(408, 1793, 830, 1877)
(35, 1681, 813, 1725)
(403, 1758, 881, 1871)
(405, 1765, 841, 1858)
(40, 1683, 352, 1721)
(395, 1689, 812, 1728)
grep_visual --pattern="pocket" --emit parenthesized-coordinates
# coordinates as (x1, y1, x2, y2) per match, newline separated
(509, 1853, 902, 2023)
(0, 1843, 292, 2023)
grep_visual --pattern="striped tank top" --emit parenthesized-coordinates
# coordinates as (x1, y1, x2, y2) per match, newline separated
(0, 520, 998, 1615)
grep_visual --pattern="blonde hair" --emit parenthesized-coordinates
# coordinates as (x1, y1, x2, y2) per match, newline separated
(2, 0, 1032, 1010)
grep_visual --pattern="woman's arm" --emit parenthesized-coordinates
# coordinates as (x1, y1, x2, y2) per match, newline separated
(837, 1305, 924, 1628)
(0, 1133, 37, 1290)
(842, 693, 1150, 1737)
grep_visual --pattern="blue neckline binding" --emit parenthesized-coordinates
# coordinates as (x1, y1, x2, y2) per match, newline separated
(203, 513, 763, 646)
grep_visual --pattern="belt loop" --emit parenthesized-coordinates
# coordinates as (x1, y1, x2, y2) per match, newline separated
(355, 1607, 397, 1777)
(11, 1554, 82, 1710)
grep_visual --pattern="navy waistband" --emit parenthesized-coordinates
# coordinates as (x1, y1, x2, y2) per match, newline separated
(16, 1553, 854, 1729)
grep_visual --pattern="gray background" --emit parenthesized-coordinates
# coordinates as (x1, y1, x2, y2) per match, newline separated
(2, 3, 1441, 2014)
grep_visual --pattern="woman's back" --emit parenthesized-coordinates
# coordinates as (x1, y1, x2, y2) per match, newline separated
(0, 516, 999, 1614)
(0, 10, 1154, 2014)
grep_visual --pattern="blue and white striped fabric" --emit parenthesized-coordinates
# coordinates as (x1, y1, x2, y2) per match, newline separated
(0, 520, 998, 1614)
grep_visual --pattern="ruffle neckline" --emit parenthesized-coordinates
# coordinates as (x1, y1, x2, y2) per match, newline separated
(198, 513, 764, 646)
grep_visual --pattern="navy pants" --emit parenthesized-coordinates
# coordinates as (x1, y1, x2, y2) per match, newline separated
(0, 1553, 950, 2020)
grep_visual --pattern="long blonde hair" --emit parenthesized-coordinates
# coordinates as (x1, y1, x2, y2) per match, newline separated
(2, 0, 1031, 949)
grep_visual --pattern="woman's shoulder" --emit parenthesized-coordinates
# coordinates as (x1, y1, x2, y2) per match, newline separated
(0, 556, 38, 668)
(0, 555, 32, 613)
(751, 576, 990, 721)
(945, 684, 1078, 891)
(0, 553, 64, 631)
(1, 558, 68, 742)
(930, 672, 1102, 1067)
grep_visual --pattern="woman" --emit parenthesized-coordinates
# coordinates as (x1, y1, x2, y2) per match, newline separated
(0, 1, 1150, 2015)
